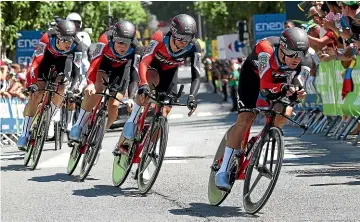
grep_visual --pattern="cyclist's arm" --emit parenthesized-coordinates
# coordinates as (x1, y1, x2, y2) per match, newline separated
(292, 54, 312, 90)
(87, 34, 108, 85)
(128, 45, 142, 98)
(25, 33, 49, 87)
(189, 41, 202, 97)
(255, 41, 285, 93)
(139, 30, 163, 85)
(69, 44, 83, 91)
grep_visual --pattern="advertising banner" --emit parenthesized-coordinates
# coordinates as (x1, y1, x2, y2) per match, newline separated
(253, 13, 286, 43)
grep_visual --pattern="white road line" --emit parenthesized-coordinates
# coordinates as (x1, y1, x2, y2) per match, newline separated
(0, 153, 24, 160)
(38, 149, 106, 169)
(197, 112, 213, 117)
(168, 114, 184, 120)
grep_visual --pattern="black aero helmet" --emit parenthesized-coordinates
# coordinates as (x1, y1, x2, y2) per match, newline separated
(55, 20, 76, 41)
(279, 27, 309, 55)
(170, 14, 197, 42)
(112, 20, 136, 45)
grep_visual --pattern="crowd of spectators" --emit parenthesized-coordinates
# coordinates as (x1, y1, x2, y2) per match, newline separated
(0, 59, 28, 102)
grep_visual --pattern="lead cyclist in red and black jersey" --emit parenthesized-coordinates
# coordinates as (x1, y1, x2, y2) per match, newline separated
(121, 14, 202, 141)
(215, 27, 313, 191)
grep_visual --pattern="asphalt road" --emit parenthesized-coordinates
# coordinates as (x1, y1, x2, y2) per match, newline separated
(2, 67, 360, 222)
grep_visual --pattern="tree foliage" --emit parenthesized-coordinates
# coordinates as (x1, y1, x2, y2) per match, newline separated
(194, 1, 285, 42)
(0, 1, 147, 54)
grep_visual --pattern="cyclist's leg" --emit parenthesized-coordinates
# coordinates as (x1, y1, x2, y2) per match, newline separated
(123, 67, 159, 140)
(273, 105, 293, 128)
(48, 75, 66, 138)
(215, 66, 260, 190)
(70, 71, 107, 140)
(156, 68, 178, 117)
(17, 80, 45, 149)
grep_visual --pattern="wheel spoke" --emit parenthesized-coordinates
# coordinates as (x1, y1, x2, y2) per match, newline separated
(247, 172, 263, 196)
(140, 156, 152, 174)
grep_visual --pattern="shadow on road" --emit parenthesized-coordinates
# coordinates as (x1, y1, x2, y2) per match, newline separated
(72, 185, 143, 198)
(1, 164, 28, 172)
(28, 173, 99, 183)
(169, 202, 259, 219)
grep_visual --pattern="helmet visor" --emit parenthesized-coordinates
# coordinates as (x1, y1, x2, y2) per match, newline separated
(280, 44, 306, 59)
(57, 34, 75, 43)
(113, 36, 132, 46)
(172, 33, 193, 43)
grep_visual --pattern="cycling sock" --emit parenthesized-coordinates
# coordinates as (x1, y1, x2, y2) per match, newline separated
(49, 102, 60, 121)
(218, 146, 236, 173)
(21, 116, 33, 137)
(67, 111, 74, 129)
(127, 103, 141, 123)
(74, 109, 90, 127)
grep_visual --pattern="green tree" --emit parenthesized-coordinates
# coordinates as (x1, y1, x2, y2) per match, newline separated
(194, 1, 285, 44)
(0, 1, 147, 57)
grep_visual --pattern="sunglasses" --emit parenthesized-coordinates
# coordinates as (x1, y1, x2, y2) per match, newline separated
(172, 33, 193, 43)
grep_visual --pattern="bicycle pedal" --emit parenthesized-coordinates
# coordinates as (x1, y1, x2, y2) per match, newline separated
(210, 162, 220, 171)
(112, 150, 121, 156)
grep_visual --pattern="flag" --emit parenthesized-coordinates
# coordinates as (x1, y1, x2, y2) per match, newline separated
(342, 59, 356, 100)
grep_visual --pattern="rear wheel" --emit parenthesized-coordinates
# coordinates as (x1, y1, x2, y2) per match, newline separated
(208, 125, 235, 206)
(112, 142, 137, 187)
(243, 127, 284, 214)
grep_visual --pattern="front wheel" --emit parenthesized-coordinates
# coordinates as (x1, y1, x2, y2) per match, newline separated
(79, 115, 106, 181)
(137, 116, 168, 194)
(67, 144, 81, 175)
(243, 127, 284, 214)
(30, 108, 50, 170)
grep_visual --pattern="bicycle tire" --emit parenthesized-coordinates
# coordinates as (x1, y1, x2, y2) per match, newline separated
(112, 141, 137, 187)
(67, 143, 81, 175)
(137, 116, 168, 194)
(208, 129, 229, 206)
(24, 141, 34, 166)
(243, 127, 284, 214)
(54, 121, 61, 151)
(30, 108, 50, 170)
(79, 115, 106, 181)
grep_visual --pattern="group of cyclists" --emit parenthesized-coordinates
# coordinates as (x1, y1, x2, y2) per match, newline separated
(16, 11, 312, 194)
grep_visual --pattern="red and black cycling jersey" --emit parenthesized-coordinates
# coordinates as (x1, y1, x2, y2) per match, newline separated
(87, 32, 143, 97)
(139, 30, 202, 96)
(245, 36, 312, 94)
(26, 32, 83, 89)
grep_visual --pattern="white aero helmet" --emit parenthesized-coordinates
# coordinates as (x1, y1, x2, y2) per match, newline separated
(77, 31, 91, 48)
(66, 12, 82, 29)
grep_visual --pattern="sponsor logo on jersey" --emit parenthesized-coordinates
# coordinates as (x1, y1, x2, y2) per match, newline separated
(155, 52, 184, 66)
(143, 40, 158, 57)
(33, 42, 47, 57)
(92, 43, 105, 60)
(74, 52, 82, 68)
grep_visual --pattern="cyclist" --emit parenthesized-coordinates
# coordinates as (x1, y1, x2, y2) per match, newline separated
(120, 14, 201, 144)
(65, 12, 92, 132)
(215, 27, 313, 191)
(16, 20, 83, 150)
(69, 20, 143, 141)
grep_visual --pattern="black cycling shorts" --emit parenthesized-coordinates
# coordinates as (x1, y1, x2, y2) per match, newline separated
(237, 62, 260, 112)
(98, 56, 129, 93)
(148, 66, 178, 95)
